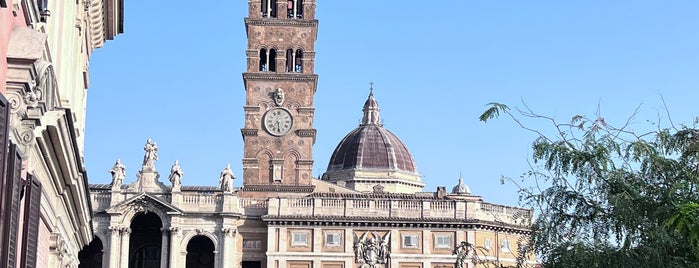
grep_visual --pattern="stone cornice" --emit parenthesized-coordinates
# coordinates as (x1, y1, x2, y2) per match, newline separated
(242, 184, 315, 193)
(243, 73, 318, 82)
(86, 0, 124, 52)
(244, 18, 318, 28)
(262, 215, 531, 235)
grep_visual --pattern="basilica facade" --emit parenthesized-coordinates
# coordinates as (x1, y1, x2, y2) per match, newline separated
(84, 1, 534, 268)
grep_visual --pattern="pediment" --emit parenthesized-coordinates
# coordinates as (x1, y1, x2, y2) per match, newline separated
(106, 192, 182, 215)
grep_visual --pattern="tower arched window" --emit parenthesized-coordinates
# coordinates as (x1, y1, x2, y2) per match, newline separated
(261, 0, 277, 18)
(285, 49, 303, 73)
(285, 49, 294, 72)
(295, 49, 303, 73)
(259, 48, 277, 72)
(259, 48, 268, 72)
(269, 49, 277, 72)
(287, 0, 303, 19)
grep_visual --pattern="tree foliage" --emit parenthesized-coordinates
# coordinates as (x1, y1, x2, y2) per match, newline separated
(480, 101, 699, 267)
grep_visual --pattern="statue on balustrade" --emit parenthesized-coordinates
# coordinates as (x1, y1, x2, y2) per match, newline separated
(169, 160, 183, 191)
(110, 159, 126, 188)
(142, 138, 158, 169)
(219, 164, 234, 193)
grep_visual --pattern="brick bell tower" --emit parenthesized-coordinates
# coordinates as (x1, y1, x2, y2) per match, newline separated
(241, 0, 318, 196)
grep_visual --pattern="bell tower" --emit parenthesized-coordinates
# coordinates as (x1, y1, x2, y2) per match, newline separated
(241, 0, 318, 195)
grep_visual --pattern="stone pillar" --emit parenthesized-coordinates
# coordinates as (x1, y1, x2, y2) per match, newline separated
(390, 229, 399, 268)
(120, 228, 131, 268)
(466, 230, 476, 268)
(278, 227, 287, 252)
(169, 227, 181, 268)
(267, 226, 278, 268)
(108, 227, 121, 268)
(161, 228, 170, 268)
(313, 228, 322, 252)
(422, 230, 431, 268)
(222, 227, 236, 268)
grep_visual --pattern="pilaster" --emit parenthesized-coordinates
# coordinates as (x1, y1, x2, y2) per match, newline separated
(120, 227, 131, 268)
(108, 226, 121, 268)
(160, 228, 170, 268)
(169, 226, 181, 268)
(222, 227, 237, 268)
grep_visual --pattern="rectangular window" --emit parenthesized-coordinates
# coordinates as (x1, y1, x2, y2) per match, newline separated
(291, 232, 309, 246)
(402, 234, 419, 248)
(501, 239, 510, 252)
(484, 239, 492, 250)
(434, 235, 452, 249)
(243, 240, 262, 250)
(325, 233, 341, 246)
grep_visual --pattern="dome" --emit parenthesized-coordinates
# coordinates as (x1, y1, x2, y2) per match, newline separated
(326, 89, 417, 174)
(451, 177, 471, 195)
(327, 125, 417, 173)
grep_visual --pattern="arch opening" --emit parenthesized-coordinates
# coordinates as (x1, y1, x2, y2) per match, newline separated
(129, 213, 163, 268)
(186, 236, 215, 268)
(78, 237, 103, 268)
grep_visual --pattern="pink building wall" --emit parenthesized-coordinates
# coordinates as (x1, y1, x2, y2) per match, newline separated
(0, 0, 29, 95)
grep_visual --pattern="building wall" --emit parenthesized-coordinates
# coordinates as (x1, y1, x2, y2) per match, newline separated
(1, 0, 123, 267)
(91, 179, 535, 268)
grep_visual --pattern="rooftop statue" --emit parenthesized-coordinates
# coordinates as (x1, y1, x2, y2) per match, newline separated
(169, 160, 183, 191)
(143, 139, 158, 169)
(109, 159, 126, 187)
(219, 164, 234, 193)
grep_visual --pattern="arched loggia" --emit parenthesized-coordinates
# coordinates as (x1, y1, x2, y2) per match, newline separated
(186, 236, 215, 268)
(78, 237, 103, 268)
(129, 213, 163, 268)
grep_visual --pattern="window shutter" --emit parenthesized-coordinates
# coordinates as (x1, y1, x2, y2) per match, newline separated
(0, 93, 10, 265)
(2, 144, 24, 268)
(20, 174, 41, 268)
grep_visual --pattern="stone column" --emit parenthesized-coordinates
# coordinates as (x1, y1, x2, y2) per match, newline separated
(120, 227, 131, 268)
(169, 227, 181, 268)
(161, 228, 170, 268)
(108, 227, 121, 268)
(221, 228, 236, 268)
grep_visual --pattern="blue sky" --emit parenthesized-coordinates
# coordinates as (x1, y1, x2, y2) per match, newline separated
(85, 1, 699, 207)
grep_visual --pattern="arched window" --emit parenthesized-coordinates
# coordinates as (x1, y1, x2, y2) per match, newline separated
(259, 48, 268, 72)
(287, 0, 303, 19)
(269, 49, 277, 72)
(285, 49, 294, 72)
(260, 48, 278, 72)
(285, 49, 303, 73)
(261, 0, 277, 18)
(295, 49, 303, 73)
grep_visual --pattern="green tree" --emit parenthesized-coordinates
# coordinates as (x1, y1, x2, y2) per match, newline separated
(480, 102, 699, 268)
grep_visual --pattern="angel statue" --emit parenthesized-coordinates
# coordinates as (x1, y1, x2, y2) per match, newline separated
(353, 231, 391, 268)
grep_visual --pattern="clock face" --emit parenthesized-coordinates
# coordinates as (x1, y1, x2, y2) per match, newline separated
(264, 108, 293, 136)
